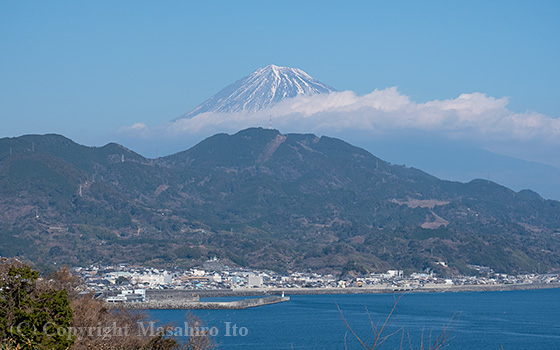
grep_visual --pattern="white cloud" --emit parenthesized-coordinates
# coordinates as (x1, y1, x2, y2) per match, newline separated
(120, 88, 560, 144)
(118, 122, 151, 138)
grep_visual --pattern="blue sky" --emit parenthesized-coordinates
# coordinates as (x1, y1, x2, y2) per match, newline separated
(1, 1, 559, 160)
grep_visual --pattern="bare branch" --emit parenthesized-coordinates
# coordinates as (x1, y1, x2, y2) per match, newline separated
(366, 306, 380, 341)
(337, 304, 370, 349)
(371, 293, 403, 349)
(336, 293, 457, 350)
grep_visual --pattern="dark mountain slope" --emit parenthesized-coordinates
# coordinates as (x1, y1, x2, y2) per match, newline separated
(1, 129, 559, 275)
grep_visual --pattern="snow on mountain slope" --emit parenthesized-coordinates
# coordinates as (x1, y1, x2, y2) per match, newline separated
(176, 64, 336, 120)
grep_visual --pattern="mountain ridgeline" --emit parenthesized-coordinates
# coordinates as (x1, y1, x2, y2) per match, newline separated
(1, 129, 559, 275)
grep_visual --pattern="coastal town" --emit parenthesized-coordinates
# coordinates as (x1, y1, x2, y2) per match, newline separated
(72, 258, 560, 304)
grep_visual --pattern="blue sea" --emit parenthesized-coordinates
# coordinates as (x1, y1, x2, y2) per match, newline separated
(147, 288, 560, 349)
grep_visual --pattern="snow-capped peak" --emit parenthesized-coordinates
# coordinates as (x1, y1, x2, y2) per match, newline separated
(176, 64, 336, 120)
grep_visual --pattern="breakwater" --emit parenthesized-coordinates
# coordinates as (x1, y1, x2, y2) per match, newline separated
(107, 283, 560, 309)
(111, 295, 290, 310)
(145, 282, 560, 298)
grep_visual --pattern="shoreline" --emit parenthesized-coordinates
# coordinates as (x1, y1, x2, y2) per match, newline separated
(151, 282, 560, 297)
(109, 283, 560, 309)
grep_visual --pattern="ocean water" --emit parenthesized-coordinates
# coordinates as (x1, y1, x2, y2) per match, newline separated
(147, 288, 560, 349)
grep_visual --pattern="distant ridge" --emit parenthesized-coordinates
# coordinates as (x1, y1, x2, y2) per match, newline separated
(2, 128, 559, 274)
(176, 64, 335, 120)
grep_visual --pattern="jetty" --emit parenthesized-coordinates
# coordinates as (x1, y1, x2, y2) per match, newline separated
(108, 294, 290, 310)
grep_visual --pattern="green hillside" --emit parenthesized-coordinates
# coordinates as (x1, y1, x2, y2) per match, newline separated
(1, 128, 559, 275)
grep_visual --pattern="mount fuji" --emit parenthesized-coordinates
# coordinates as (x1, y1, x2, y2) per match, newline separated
(176, 64, 335, 120)
(156, 64, 560, 201)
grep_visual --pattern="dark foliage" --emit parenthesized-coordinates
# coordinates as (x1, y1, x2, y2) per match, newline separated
(1, 129, 560, 274)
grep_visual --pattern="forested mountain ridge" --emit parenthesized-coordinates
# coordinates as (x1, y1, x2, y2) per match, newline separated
(1, 128, 559, 275)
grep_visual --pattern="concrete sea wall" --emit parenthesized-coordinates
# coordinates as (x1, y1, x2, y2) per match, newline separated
(112, 295, 290, 310)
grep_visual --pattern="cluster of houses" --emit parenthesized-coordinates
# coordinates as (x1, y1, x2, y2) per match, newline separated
(73, 259, 560, 295)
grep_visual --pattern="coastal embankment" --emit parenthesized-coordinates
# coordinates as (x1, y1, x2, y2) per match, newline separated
(112, 295, 290, 310)
(108, 283, 560, 309)
(146, 282, 560, 298)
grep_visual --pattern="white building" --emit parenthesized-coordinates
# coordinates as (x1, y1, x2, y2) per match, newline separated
(248, 275, 263, 288)
(191, 269, 206, 277)
(106, 289, 146, 303)
(387, 270, 404, 278)
(131, 271, 172, 286)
